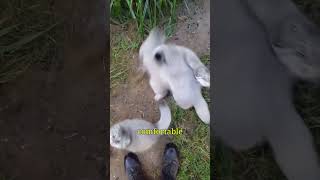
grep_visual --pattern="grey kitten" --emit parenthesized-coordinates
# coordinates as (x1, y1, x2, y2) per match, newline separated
(110, 100, 171, 152)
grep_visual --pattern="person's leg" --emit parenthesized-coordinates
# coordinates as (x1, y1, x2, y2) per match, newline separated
(161, 143, 180, 180)
(124, 152, 146, 180)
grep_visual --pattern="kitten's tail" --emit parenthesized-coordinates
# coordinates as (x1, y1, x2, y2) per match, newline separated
(194, 95, 210, 124)
(155, 100, 171, 130)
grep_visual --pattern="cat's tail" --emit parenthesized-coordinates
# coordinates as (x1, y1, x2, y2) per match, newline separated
(155, 100, 172, 130)
(194, 95, 210, 124)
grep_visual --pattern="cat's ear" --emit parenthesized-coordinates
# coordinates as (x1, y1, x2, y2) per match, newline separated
(150, 27, 166, 42)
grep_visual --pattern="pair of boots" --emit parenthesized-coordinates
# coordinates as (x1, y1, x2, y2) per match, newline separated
(124, 143, 179, 180)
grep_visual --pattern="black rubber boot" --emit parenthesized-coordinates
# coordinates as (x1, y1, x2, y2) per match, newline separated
(161, 143, 180, 180)
(124, 152, 145, 180)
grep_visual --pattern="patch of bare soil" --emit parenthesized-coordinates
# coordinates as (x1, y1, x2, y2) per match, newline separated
(0, 0, 107, 179)
(170, 0, 210, 56)
(109, 0, 210, 179)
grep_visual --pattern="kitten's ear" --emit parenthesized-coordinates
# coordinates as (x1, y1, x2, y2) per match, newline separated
(150, 27, 166, 41)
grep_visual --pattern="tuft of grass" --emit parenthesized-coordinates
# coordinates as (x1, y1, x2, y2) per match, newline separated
(110, 30, 140, 89)
(0, 0, 61, 84)
(201, 54, 210, 66)
(110, 0, 179, 37)
(170, 101, 210, 180)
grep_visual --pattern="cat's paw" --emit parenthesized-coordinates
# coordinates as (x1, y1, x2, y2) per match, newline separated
(154, 94, 165, 101)
(195, 67, 210, 87)
(196, 77, 210, 87)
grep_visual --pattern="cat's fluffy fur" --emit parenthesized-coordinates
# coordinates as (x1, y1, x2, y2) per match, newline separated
(110, 101, 171, 152)
(139, 29, 210, 124)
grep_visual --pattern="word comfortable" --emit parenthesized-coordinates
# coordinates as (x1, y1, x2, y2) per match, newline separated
(137, 128, 183, 135)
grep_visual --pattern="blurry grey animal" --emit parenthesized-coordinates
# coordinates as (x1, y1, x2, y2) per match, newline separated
(110, 100, 171, 152)
(245, 0, 320, 81)
(139, 28, 210, 124)
(213, 0, 320, 179)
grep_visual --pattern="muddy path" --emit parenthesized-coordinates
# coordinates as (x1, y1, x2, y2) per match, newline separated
(0, 0, 107, 179)
(109, 0, 210, 179)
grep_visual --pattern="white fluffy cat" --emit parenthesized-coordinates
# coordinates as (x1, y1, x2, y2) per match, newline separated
(139, 28, 210, 124)
(110, 100, 171, 152)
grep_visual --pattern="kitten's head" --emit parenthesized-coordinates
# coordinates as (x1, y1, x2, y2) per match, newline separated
(110, 124, 131, 149)
(152, 45, 167, 65)
(139, 28, 166, 69)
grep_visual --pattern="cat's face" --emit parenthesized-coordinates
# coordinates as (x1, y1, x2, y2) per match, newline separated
(110, 124, 131, 149)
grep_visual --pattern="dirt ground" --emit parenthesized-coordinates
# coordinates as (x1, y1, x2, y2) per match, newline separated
(0, 0, 107, 180)
(109, 0, 210, 179)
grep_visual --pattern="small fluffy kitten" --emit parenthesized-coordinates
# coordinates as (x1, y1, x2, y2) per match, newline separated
(110, 100, 171, 152)
(139, 29, 210, 124)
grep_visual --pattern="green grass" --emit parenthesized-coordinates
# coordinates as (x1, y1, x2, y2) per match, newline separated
(170, 101, 210, 180)
(216, 144, 286, 180)
(0, 0, 61, 84)
(110, 30, 140, 89)
(200, 54, 210, 66)
(110, 0, 179, 37)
